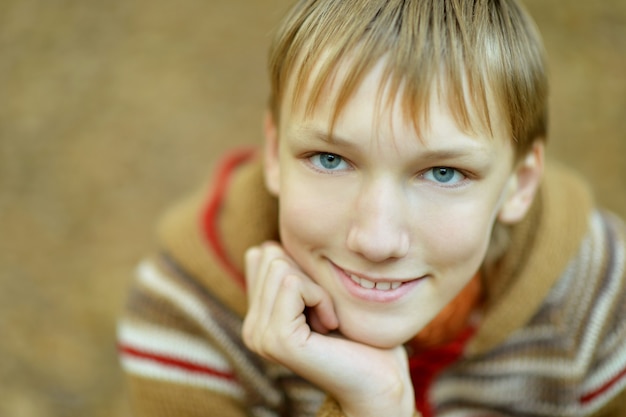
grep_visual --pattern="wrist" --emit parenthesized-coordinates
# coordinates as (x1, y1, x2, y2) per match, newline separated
(338, 384, 415, 417)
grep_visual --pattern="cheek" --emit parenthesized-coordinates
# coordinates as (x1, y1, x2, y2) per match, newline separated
(278, 179, 349, 254)
(419, 200, 497, 270)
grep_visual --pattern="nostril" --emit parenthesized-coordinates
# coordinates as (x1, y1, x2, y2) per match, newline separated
(346, 226, 410, 262)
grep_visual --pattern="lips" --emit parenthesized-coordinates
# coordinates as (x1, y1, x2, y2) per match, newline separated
(331, 262, 426, 302)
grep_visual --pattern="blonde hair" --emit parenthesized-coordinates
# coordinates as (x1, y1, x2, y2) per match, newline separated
(268, 0, 548, 158)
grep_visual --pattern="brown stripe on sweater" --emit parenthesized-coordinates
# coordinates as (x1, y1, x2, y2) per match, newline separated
(126, 374, 257, 417)
(125, 276, 208, 340)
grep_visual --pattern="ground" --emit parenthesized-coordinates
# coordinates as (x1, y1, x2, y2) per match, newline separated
(0, 1, 624, 416)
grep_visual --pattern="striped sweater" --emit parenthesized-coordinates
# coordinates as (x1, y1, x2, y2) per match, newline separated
(118, 149, 626, 416)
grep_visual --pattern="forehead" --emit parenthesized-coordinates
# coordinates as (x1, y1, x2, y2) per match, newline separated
(279, 53, 511, 150)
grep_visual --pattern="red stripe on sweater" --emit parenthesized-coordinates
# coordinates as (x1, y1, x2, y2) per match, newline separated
(410, 326, 475, 417)
(201, 148, 257, 288)
(119, 344, 237, 381)
(580, 364, 626, 405)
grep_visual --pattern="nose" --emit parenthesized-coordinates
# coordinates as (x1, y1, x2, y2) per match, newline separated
(346, 178, 410, 262)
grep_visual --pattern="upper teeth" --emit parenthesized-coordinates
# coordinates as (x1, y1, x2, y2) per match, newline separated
(350, 274, 402, 290)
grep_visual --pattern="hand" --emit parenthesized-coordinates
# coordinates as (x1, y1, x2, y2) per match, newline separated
(242, 242, 415, 417)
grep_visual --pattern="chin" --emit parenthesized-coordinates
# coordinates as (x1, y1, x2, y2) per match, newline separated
(338, 318, 419, 349)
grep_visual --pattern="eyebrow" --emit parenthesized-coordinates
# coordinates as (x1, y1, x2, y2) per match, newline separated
(418, 148, 488, 162)
(293, 126, 490, 162)
(294, 126, 355, 148)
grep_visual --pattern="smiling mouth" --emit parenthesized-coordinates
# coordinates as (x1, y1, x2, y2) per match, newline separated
(348, 274, 403, 291)
(330, 262, 426, 302)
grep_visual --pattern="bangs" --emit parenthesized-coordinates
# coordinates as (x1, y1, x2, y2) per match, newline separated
(269, 0, 547, 156)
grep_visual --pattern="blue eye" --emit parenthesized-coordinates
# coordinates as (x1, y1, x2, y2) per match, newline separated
(310, 153, 348, 171)
(424, 167, 464, 184)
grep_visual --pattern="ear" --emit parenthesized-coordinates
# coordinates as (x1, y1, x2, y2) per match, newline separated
(498, 141, 545, 224)
(263, 110, 281, 196)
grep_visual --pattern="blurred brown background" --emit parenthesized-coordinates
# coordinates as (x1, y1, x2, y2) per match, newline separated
(0, 1, 624, 416)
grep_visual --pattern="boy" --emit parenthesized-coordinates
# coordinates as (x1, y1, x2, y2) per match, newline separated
(118, 0, 626, 416)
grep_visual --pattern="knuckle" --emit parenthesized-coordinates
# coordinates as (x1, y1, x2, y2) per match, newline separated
(267, 258, 293, 279)
(260, 331, 281, 355)
(281, 273, 300, 290)
(241, 318, 255, 347)
(244, 246, 260, 263)
(263, 244, 287, 261)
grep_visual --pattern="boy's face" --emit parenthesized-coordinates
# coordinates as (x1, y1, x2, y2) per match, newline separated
(264, 59, 542, 349)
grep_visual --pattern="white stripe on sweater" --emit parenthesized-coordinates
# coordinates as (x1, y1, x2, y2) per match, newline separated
(118, 321, 234, 375)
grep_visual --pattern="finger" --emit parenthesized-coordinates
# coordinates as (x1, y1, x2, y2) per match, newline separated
(256, 241, 290, 281)
(253, 257, 295, 341)
(244, 242, 285, 306)
(307, 306, 338, 335)
(243, 243, 298, 350)
(305, 283, 339, 333)
(243, 245, 269, 348)
(244, 246, 262, 297)
(271, 274, 338, 345)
